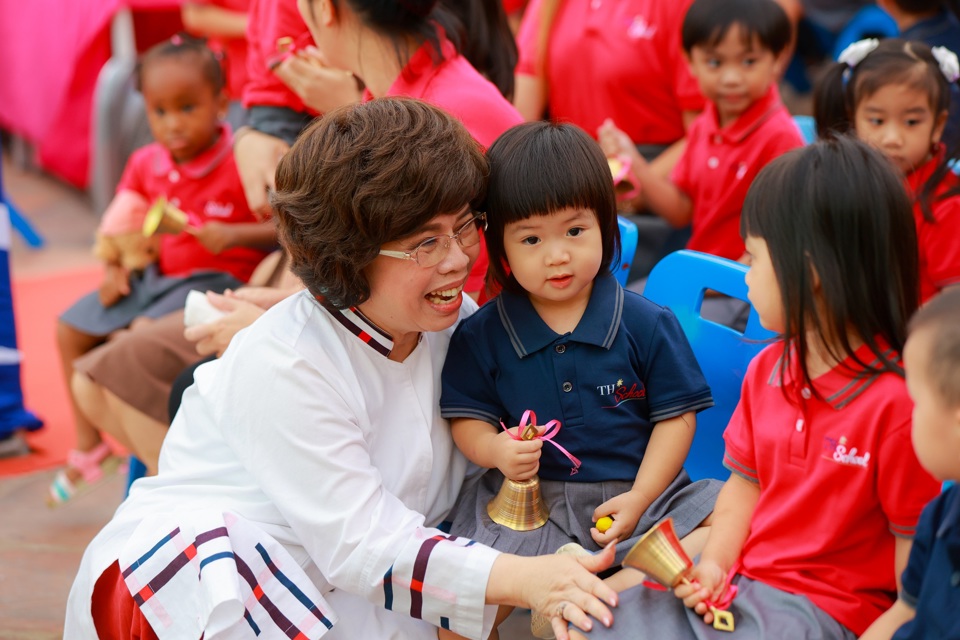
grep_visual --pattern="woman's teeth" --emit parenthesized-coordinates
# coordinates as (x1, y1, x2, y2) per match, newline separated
(426, 285, 463, 304)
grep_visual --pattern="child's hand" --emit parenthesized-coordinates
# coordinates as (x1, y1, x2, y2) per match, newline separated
(491, 427, 543, 481)
(589, 490, 646, 546)
(674, 559, 727, 624)
(193, 221, 235, 254)
(597, 118, 636, 159)
(98, 263, 131, 307)
(273, 46, 362, 115)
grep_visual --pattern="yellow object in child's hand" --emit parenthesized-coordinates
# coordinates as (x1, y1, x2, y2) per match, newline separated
(596, 516, 614, 533)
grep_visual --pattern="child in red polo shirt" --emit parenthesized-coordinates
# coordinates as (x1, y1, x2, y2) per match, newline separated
(815, 37, 960, 302)
(577, 138, 942, 639)
(599, 0, 803, 265)
(52, 36, 275, 506)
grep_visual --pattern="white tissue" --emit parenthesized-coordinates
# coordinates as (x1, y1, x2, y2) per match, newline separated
(184, 290, 228, 328)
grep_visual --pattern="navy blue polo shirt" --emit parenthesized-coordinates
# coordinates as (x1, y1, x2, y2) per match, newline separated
(893, 485, 960, 640)
(440, 273, 713, 482)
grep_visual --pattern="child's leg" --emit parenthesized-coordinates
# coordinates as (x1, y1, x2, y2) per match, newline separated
(56, 320, 106, 453)
(437, 605, 513, 640)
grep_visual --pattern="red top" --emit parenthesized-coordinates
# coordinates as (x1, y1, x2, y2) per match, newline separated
(116, 125, 270, 282)
(672, 87, 803, 260)
(364, 34, 524, 293)
(242, 0, 315, 114)
(516, 0, 704, 145)
(206, 0, 251, 102)
(904, 148, 960, 302)
(723, 341, 941, 635)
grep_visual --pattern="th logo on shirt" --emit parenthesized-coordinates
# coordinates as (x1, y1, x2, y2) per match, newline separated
(822, 436, 871, 468)
(599, 379, 647, 408)
(204, 201, 235, 219)
(627, 15, 657, 40)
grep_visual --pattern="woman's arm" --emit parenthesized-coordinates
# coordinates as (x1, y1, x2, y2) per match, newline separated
(513, 74, 548, 121)
(589, 412, 696, 545)
(859, 598, 915, 640)
(181, 2, 248, 38)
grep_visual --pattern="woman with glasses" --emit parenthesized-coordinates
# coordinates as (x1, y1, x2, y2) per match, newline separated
(66, 98, 618, 640)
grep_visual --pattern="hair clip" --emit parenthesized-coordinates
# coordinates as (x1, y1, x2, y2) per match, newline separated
(837, 38, 879, 69)
(932, 46, 960, 83)
(170, 34, 183, 46)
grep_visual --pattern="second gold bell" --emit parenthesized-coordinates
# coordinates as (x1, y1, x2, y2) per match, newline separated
(143, 196, 197, 236)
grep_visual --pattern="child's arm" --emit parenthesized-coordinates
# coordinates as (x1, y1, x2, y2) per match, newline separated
(597, 118, 693, 227)
(589, 412, 696, 546)
(193, 220, 278, 254)
(858, 599, 915, 640)
(676, 473, 760, 624)
(181, 2, 248, 39)
(450, 418, 543, 481)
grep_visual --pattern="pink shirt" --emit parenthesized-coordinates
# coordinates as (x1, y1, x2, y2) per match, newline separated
(516, 0, 704, 145)
(116, 125, 269, 283)
(724, 342, 941, 635)
(905, 149, 960, 302)
(365, 34, 524, 293)
(672, 87, 803, 260)
(242, 0, 315, 114)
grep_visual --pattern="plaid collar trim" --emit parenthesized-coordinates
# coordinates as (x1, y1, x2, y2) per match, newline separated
(318, 297, 395, 358)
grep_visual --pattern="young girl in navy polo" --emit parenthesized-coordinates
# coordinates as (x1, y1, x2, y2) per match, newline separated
(439, 121, 722, 637)
(578, 136, 943, 640)
(52, 35, 275, 506)
(816, 37, 960, 302)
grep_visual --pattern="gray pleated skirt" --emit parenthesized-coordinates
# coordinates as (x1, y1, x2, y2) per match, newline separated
(582, 575, 857, 640)
(60, 264, 240, 337)
(448, 469, 721, 566)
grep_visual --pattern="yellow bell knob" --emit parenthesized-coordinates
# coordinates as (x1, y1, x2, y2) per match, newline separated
(596, 516, 614, 533)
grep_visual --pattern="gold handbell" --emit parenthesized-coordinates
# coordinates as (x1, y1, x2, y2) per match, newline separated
(486, 423, 550, 531)
(622, 518, 735, 632)
(143, 196, 196, 236)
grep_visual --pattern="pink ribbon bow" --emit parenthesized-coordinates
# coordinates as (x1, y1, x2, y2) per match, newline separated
(500, 410, 582, 475)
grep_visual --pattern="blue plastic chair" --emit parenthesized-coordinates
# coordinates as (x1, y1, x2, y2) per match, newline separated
(793, 115, 817, 145)
(0, 141, 44, 249)
(832, 6, 898, 61)
(643, 250, 776, 481)
(125, 456, 147, 497)
(614, 216, 639, 287)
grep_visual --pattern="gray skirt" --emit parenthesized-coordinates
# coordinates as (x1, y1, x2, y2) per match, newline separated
(448, 470, 721, 565)
(583, 575, 857, 640)
(60, 264, 240, 337)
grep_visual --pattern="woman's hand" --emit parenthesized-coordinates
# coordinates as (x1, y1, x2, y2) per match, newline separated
(192, 221, 235, 254)
(589, 489, 648, 546)
(491, 543, 618, 640)
(491, 426, 542, 481)
(674, 559, 727, 624)
(98, 263, 131, 307)
(234, 129, 289, 218)
(273, 46, 362, 114)
(183, 291, 265, 357)
(228, 285, 292, 310)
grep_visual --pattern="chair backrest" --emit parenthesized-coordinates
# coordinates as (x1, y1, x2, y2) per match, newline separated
(643, 250, 775, 480)
(614, 216, 639, 287)
(832, 6, 898, 61)
(793, 115, 817, 145)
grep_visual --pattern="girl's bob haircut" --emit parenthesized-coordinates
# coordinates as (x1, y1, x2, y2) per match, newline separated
(484, 121, 620, 295)
(741, 134, 919, 389)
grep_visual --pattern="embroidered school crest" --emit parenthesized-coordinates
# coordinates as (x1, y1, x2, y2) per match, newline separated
(822, 435, 871, 468)
(599, 378, 647, 408)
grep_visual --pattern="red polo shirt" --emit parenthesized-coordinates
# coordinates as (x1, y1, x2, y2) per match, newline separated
(672, 87, 803, 261)
(723, 341, 941, 635)
(116, 125, 269, 283)
(516, 0, 704, 145)
(242, 0, 315, 114)
(364, 34, 524, 293)
(905, 148, 960, 302)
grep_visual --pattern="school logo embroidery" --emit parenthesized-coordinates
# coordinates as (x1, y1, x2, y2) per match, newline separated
(822, 436, 871, 468)
(598, 378, 647, 408)
(204, 201, 236, 219)
(627, 15, 657, 40)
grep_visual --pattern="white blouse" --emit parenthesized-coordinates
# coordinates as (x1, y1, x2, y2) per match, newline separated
(66, 290, 498, 639)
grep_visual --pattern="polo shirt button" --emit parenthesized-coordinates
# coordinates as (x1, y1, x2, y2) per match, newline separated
(555, 344, 566, 354)
(801, 387, 812, 399)
(952, 571, 960, 587)
(713, 135, 722, 144)
(562, 382, 573, 392)
(168, 169, 180, 183)
(796, 419, 803, 432)
(707, 157, 719, 169)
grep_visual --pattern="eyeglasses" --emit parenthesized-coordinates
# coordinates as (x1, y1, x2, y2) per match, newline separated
(378, 212, 487, 268)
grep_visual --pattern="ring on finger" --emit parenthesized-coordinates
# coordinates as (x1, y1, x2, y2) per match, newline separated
(556, 602, 567, 619)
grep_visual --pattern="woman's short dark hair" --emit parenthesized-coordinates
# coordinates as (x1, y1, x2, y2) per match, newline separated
(484, 121, 620, 295)
(681, 0, 792, 56)
(271, 97, 487, 308)
(741, 134, 919, 390)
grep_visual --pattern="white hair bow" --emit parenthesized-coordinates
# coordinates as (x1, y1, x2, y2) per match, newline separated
(837, 38, 879, 68)
(932, 46, 960, 83)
